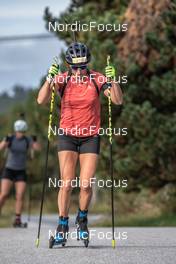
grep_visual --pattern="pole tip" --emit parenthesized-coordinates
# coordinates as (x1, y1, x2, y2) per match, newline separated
(112, 239, 116, 249)
(53, 56, 59, 65)
(107, 55, 110, 65)
(35, 238, 40, 248)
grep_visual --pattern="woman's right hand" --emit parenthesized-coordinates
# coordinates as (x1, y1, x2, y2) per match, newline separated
(46, 64, 59, 84)
(37, 63, 59, 104)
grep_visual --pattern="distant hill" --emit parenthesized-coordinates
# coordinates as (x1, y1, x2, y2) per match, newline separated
(0, 86, 32, 113)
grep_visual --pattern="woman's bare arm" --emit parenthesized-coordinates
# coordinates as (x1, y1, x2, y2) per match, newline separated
(37, 80, 52, 105)
(104, 82, 123, 105)
(31, 142, 41, 151)
(0, 140, 8, 151)
(37, 80, 61, 105)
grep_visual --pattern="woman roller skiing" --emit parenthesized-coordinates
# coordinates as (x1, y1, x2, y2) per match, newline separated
(37, 42, 123, 247)
(0, 120, 40, 227)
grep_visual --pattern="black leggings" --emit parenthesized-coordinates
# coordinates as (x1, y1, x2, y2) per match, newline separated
(58, 134, 100, 154)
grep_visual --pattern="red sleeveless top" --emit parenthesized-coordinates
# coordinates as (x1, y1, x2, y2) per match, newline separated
(56, 70, 106, 137)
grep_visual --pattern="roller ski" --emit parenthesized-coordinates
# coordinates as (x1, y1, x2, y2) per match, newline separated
(49, 217, 69, 248)
(13, 217, 28, 228)
(76, 209, 89, 248)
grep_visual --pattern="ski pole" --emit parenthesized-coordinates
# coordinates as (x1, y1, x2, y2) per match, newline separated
(107, 55, 115, 249)
(20, 112, 33, 222)
(27, 174, 32, 222)
(27, 149, 34, 222)
(35, 58, 57, 247)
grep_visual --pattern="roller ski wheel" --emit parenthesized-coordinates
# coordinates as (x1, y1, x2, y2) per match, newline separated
(77, 229, 80, 241)
(84, 239, 89, 248)
(13, 221, 28, 228)
(49, 236, 55, 248)
(76, 215, 89, 248)
(49, 233, 67, 249)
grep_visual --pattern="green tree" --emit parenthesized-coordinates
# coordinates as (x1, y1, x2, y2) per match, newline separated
(43, 0, 176, 213)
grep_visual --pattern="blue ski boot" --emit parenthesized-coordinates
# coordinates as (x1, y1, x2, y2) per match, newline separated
(75, 209, 89, 247)
(49, 216, 69, 248)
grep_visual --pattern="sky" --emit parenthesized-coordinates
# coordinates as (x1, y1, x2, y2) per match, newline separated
(0, 0, 71, 95)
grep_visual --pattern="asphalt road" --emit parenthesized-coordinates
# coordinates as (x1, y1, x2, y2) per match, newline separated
(0, 215, 176, 264)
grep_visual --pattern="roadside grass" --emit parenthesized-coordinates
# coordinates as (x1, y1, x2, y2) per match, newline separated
(96, 213, 176, 227)
(0, 214, 13, 228)
(0, 195, 79, 228)
(0, 198, 14, 228)
(1, 193, 176, 228)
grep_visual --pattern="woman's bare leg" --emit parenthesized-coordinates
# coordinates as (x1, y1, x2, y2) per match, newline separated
(79, 153, 98, 210)
(14, 181, 26, 215)
(0, 179, 13, 211)
(58, 151, 78, 217)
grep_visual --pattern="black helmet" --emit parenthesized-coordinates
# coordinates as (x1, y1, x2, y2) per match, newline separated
(65, 42, 91, 66)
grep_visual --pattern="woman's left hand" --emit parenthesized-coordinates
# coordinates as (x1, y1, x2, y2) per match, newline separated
(105, 65, 116, 79)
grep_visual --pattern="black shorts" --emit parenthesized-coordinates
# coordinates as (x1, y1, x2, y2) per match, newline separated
(1, 168, 27, 182)
(58, 134, 100, 154)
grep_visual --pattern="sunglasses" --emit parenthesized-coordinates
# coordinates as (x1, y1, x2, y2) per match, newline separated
(71, 65, 87, 70)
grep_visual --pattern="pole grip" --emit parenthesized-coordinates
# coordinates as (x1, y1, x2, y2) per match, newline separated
(107, 55, 112, 88)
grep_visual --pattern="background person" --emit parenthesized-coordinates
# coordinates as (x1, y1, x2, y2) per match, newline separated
(0, 120, 41, 227)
